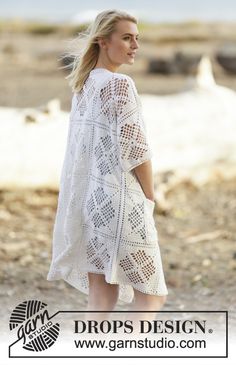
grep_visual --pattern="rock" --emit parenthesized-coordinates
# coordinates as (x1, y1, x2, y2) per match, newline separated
(169, 262, 179, 270)
(192, 274, 202, 283)
(0, 242, 30, 260)
(174, 51, 202, 74)
(202, 259, 212, 267)
(216, 51, 236, 74)
(19, 254, 34, 266)
(147, 57, 174, 74)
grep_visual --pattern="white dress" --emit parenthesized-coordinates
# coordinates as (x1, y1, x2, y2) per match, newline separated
(47, 67, 168, 303)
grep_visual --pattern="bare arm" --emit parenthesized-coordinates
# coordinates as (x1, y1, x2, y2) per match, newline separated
(133, 160, 155, 201)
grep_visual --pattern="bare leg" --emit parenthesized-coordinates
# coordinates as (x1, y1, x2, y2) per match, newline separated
(126, 289, 167, 335)
(84, 273, 119, 321)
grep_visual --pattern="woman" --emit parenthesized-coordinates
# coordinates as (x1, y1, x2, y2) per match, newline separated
(47, 9, 168, 323)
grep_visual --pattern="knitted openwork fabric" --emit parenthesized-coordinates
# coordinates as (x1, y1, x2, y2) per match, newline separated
(47, 68, 168, 303)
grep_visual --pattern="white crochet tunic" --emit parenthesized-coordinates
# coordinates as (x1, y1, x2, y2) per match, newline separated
(47, 67, 168, 303)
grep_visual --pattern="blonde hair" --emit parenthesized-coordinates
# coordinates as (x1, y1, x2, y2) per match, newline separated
(61, 9, 137, 93)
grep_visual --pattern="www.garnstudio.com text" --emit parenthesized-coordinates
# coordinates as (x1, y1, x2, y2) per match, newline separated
(73, 336, 206, 350)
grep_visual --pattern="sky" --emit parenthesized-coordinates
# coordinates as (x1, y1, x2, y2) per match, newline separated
(1, 0, 236, 23)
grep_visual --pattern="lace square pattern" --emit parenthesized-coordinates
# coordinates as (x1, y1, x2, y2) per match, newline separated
(47, 68, 168, 303)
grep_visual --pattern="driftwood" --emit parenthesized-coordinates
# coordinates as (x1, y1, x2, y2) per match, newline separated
(184, 230, 228, 244)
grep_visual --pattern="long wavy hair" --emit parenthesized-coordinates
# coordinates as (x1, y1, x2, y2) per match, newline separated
(61, 9, 137, 93)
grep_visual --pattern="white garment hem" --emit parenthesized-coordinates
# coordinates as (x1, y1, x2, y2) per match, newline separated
(47, 268, 169, 304)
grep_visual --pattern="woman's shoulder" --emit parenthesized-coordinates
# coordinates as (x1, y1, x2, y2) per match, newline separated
(93, 71, 138, 101)
(112, 72, 134, 84)
(110, 72, 137, 95)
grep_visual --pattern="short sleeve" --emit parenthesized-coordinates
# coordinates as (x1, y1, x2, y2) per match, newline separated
(113, 75, 153, 172)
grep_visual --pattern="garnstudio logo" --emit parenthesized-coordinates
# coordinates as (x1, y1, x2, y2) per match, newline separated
(9, 300, 60, 352)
